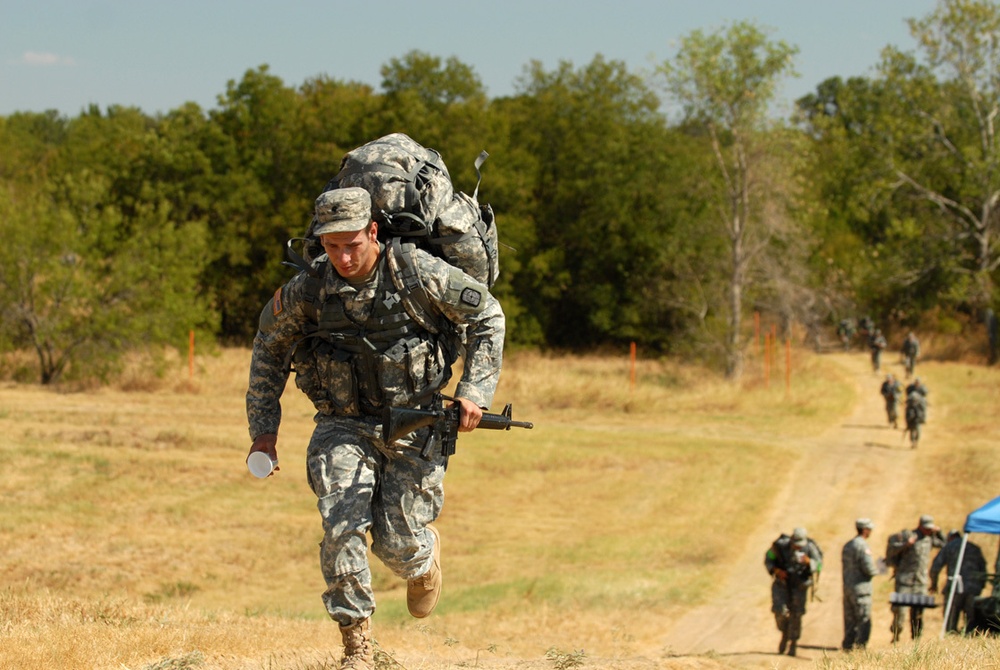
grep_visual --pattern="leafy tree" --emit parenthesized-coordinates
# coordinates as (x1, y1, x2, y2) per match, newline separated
(878, 0, 1000, 313)
(0, 178, 212, 384)
(659, 21, 800, 378)
(505, 55, 686, 349)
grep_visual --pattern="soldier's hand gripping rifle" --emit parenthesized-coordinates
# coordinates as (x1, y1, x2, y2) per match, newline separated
(383, 398, 533, 459)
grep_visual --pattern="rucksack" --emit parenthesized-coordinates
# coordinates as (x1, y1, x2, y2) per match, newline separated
(301, 133, 499, 289)
(284, 134, 501, 339)
(885, 530, 910, 569)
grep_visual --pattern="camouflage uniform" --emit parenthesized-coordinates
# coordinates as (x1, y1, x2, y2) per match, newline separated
(765, 528, 823, 656)
(842, 520, 878, 650)
(931, 534, 987, 634)
(901, 333, 920, 377)
(886, 517, 947, 640)
(880, 375, 902, 428)
(869, 329, 887, 372)
(247, 239, 504, 626)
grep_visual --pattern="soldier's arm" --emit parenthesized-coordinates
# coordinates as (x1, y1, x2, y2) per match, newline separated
(246, 274, 312, 439)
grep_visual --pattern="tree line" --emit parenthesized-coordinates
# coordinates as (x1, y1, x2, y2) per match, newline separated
(1, 0, 998, 383)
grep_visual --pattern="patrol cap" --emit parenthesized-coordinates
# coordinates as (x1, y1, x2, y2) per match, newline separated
(792, 527, 808, 546)
(919, 514, 935, 529)
(314, 187, 372, 235)
(856, 518, 874, 531)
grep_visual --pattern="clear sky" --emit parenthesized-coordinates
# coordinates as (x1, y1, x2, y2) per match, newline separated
(1, 0, 937, 119)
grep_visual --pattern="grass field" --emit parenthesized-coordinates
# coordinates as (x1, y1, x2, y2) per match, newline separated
(1, 345, 999, 669)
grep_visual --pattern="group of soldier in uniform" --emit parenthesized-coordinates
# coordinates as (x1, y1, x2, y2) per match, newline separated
(764, 321, 986, 656)
(768, 514, 994, 657)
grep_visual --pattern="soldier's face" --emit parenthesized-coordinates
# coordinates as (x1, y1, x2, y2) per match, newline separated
(320, 223, 379, 279)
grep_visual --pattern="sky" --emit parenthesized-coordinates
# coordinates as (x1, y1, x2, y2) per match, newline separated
(1, 0, 938, 119)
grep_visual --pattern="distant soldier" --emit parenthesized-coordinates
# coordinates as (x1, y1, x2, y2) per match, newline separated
(869, 328, 887, 373)
(842, 518, 879, 650)
(905, 377, 928, 398)
(858, 315, 875, 339)
(765, 527, 824, 657)
(837, 318, 857, 351)
(931, 531, 987, 634)
(904, 384, 928, 448)
(901, 332, 920, 378)
(886, 515, 947, 641)
(880, 374, 902, 429)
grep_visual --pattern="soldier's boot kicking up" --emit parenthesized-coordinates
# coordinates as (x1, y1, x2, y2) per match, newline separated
(340, 618, 374, 670)
(407, 524, 442, 618)
(778, 629, 789, 654)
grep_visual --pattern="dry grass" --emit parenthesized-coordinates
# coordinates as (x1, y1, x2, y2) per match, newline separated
(0, 346, 997, 669)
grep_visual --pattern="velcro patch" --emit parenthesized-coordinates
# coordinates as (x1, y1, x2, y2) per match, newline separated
(460, 287, 482, 308)
(272, 287, 283, 316)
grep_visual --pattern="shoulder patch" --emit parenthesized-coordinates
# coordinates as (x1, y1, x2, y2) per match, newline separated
(272, 287, 283, 316)
(460, 287, 482, 308)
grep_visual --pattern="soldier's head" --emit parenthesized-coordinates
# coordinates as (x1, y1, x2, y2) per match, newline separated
(886, 374, 894, 382)
(314, 187, 380, 279)
(855, 518, 874, 536)
(919, 514, 937, 535)
(791, 527, 808, 548)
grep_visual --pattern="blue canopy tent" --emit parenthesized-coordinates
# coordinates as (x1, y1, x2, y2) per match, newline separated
(941, 495, 1000, 637)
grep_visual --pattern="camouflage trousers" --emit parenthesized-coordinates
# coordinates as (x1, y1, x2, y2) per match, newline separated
(891, 583, 927, 640)
(842, 590, 873, 649)
(305, 416, 446, 626)
(772, 579, 809, 641)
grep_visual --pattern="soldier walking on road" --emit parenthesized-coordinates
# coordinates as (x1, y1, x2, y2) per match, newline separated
(766, 527, 824, 657)
(901, 332, 920, 378)
(842, 518, 879, 650)
(886, 514, 947, 641)
(880, 374, 902, 429)
(869, 328, 887, 373)
(904, 383, 928, 448)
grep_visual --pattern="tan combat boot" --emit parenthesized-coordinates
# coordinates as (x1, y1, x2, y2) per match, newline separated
(406, 524, 441, 618)
(339, 618, 374, 670)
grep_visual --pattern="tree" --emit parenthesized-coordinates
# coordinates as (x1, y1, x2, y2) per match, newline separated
(659, 21, 800, 378)
(0, 178, 212, 384)
(505, 55, 685, 349)
(878, 0, 1000, 313)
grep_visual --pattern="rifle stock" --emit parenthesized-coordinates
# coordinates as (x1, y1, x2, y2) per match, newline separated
(382, 402, 533, 458)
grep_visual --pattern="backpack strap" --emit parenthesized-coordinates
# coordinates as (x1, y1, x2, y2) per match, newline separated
(385, 237, 444, 335)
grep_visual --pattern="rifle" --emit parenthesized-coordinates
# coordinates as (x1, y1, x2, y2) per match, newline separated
(383, 398, 533, 459)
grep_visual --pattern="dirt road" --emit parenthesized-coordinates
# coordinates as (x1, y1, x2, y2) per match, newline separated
(657, 352, 924, 667)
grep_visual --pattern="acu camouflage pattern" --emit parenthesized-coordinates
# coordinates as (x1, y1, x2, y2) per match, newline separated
(247, 243, 504, 439)
(246, 243, 504, 625)
(888, 526, 947, 640)
(841, 534, 878, 649)
(765, 535, 823, 645)
(305, 416, 445, 626)
(326, 133, 500, 288)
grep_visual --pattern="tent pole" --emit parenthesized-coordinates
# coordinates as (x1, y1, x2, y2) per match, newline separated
(941, 534, 969, 638)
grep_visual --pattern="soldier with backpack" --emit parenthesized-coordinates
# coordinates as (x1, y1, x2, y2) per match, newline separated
(246, 182, 505, 670)
(901, 332, 920, 378)
(880, 374, 902, 429)
(765, 527, 824, 657)
(885, 515, 947, 642)
(904, 384, 928, 448)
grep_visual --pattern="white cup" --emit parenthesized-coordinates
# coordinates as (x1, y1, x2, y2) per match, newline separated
(247, 451, 277, 478)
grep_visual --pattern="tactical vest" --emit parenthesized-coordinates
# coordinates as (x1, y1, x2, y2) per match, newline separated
(290, 248, 455, 417)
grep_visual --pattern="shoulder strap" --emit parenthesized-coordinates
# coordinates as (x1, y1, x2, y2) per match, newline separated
(385, 238, 443, 334)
